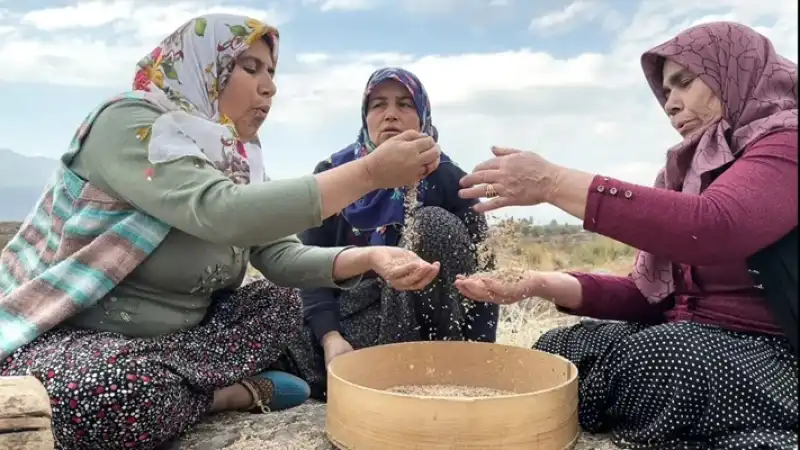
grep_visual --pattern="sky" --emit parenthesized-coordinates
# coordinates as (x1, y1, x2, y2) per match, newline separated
(0, 0, 797, 224)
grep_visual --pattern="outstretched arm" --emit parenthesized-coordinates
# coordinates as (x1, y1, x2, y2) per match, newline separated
(550, 131, 798, 265)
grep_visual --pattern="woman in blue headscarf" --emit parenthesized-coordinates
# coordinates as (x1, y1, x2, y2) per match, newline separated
(280, 67, 500, 399)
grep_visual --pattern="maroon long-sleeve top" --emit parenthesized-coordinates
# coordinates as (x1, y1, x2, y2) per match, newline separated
(567, 130, 798, 335)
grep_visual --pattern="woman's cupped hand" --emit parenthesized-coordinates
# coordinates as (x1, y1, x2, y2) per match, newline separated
(453, 271, 543, 305)
(368, 246, 440, 291)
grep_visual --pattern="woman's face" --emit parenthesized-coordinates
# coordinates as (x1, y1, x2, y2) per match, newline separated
(218, 37, 276, 142)
(365, 79, 420, 146)
(661, 59, 723, 138)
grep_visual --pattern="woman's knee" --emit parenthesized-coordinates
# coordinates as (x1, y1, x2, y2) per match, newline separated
(409, 206, 472, 258)
(412, 207, 466, 238)
(613, 323, 718, 382)
(533, 326, 567, 352)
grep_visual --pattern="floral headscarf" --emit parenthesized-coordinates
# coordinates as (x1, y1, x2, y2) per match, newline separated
(328, 67, 452, 246)
(633, 22, 798, 303)
(132, 14, 279, 185)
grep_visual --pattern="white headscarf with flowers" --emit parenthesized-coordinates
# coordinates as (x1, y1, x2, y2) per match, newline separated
(133, 14, 278, 184)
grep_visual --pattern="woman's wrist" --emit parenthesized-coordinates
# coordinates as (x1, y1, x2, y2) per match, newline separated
(331, 247, 374, 280)
(526, 270, 583, 310)
(544, 164, 595, 221)
(354, 157, 381, 192)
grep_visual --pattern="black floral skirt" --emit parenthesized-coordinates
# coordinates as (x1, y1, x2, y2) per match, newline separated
(0, 280, 301, 450)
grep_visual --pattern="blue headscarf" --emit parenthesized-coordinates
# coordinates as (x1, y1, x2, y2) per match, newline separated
(328, 67, 452, 246)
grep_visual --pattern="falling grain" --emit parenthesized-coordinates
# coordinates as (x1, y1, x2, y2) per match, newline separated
(401, 182, 421, 251)
(468, 218, 529, 281)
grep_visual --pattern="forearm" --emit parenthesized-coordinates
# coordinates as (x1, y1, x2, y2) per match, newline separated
(546, 166, 595, 221)
(555, 271, 670, 323)
(302, 288, 342, 342)
(315, 159, 379, 219)
(251, 236, 358, 289)
(551, 132, 798, 265)
(531, 271, 584, 310)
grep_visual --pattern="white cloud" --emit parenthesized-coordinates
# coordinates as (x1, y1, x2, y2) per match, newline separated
(21, 1, 133, 30)
(0, 0, 797, 224)
(17, 1, 288, 39)
(318, 0, 374, 12)
(530, 0, 599, 32)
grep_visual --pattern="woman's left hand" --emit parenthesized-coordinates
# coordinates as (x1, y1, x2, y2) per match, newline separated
(458, 147, 562, 213)
(369, 247, 440, 291)
(454, 272, 538, 305)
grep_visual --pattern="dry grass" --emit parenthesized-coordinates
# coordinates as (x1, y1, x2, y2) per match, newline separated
(0, 221, 20, 250)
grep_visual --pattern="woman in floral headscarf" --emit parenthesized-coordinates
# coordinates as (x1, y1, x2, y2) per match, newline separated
(0, 15, 443, 450)
(455, 22, 797, 449)
(278, 68, 500, 399)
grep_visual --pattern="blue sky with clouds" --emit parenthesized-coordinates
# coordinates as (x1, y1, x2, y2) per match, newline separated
(0, 0, 796, 223)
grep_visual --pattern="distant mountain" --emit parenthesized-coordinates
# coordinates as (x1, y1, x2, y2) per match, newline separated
(0, 149, 59, 221)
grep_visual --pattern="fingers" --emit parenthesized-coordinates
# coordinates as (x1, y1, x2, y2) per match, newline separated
(394, 263, 428, 288)
(408, 136, 437, 152)
(422, 161, 438, 177)
(393, 129, 423, 141)
(385, 255, 440, 290)
(417, 144, 441, 165)
(459, 169, 504, 188)
(491, 146, 522, 157)
(413, 262, 439, 289)
(453, 276, 490, 300)
(457, 181, 505, 200)
(481, 279, 519, 304)
(472, 196, 513, 213)
(455, 277, 518, 305)
(415, 145, 441, 179)
(384, 260, 418, 282)
(472, 157, 503, 172)
(391, 261, 440, 291)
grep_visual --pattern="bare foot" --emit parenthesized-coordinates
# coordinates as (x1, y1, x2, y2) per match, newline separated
(210, 383, 253, 412)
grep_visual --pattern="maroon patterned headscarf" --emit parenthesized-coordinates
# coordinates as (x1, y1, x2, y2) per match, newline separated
(632, 21, 798, 303)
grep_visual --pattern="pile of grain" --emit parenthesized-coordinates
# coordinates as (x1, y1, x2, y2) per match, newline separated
(387, 384, 514, 398)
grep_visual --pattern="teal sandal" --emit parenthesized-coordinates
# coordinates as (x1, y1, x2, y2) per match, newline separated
(240, 370, 310, 413)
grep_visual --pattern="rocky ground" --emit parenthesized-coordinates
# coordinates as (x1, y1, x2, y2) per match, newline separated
(177, 402, 618, 450)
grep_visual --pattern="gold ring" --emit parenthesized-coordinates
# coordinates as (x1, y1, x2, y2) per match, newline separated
(485, 184, 498, 198)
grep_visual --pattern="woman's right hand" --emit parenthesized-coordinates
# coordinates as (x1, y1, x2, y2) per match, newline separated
(363, 130, 441, 189)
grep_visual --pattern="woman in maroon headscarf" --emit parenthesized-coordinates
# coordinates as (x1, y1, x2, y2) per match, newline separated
(455, 22, 798, 449)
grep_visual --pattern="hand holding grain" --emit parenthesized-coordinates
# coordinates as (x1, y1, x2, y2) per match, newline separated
(453, 269, 543, 305)
(363, 130, 441, 189)
(369, 246, 440, 291)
